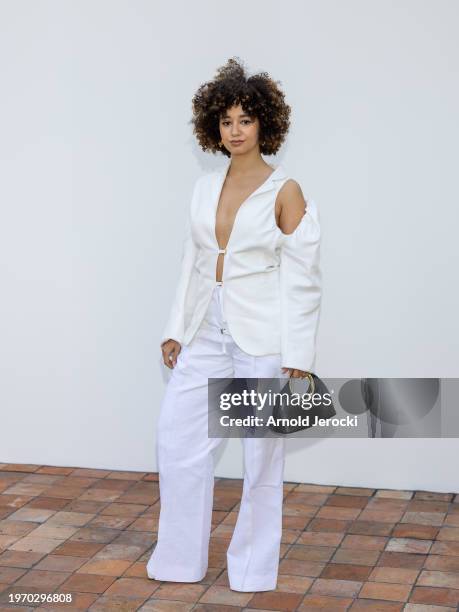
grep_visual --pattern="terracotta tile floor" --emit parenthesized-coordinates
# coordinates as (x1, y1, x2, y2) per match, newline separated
(0, 464, 459, 611)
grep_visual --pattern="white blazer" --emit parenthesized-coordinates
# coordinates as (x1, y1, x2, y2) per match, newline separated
(160, 161, 322, 373)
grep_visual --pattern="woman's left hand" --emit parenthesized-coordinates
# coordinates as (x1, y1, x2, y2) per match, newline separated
(281, 367, 312, 379)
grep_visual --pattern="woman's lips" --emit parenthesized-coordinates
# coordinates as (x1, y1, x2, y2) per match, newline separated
(230, 141, 244, 145)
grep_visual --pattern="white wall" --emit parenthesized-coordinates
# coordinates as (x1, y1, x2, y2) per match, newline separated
(1, 0, 458, 492)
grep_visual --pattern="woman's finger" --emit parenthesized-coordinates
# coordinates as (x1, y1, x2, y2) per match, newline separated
(170, 348, 179, 368)
(162, 346, 175, 369)
(169, 346, 181, 368)
(163, 348, 173, 369)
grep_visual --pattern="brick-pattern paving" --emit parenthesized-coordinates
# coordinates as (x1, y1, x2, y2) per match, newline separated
(0, 464, 458, 611)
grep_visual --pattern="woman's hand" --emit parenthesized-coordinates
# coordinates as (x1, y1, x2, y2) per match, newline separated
(282, 367, 312, 379)
(161, 339, 182, 369)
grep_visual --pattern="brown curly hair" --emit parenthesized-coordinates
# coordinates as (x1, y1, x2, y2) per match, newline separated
(190, 57, 291, 158)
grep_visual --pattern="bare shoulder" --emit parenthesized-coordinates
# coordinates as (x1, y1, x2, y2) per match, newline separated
(276, 179, 308, 234)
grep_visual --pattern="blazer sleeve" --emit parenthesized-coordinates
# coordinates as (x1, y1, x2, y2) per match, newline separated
(159, 180, 199, 347)
(279, 197, 322, 373)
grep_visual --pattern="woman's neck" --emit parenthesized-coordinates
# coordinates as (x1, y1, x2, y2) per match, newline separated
(227, 151, 271, 178)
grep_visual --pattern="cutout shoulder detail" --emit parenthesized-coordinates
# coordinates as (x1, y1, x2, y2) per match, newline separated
(278, 201, 308, 236)
(276, 179, 308, 235)
(280, 198, 320, 246)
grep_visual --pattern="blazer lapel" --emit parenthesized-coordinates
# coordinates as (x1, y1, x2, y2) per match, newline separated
(207, 162, 288, 250)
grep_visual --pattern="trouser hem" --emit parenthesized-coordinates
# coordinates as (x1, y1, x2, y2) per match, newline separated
(228, 572, 278, 592)
(146, 563, 206, 583)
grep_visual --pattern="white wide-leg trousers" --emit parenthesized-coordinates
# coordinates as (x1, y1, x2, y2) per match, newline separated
(147, 283, 286, 592)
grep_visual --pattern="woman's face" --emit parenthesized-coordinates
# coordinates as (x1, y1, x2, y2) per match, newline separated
(219, 104, 261, 156)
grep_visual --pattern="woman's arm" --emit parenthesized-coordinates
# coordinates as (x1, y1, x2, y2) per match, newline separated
(278, 180, 322, 374)
(160, 179, 199, 348)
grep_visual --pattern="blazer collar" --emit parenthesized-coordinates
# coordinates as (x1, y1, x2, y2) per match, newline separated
(217, 160, 287, 198)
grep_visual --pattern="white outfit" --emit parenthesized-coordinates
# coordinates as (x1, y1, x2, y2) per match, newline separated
(149, 163, 322, 591)
(160, 161, 322, 374)
(147, 284, 286, 591)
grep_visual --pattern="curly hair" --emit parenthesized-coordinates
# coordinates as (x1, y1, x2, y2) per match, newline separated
(190, 57, 291, 158)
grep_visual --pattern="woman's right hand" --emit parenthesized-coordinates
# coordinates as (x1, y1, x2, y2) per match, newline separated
(161, 339, 182, 369)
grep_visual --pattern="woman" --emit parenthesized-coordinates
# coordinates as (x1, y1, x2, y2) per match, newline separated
(147, 57, 322, 592)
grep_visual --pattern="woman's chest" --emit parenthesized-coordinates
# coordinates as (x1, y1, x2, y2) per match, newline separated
(191, 187, 283, 253)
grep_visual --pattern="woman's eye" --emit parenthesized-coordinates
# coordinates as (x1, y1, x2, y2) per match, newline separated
(221, 119, 252, 126)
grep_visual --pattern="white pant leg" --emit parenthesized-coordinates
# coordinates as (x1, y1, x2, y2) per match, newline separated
(226, 349, 286, 592)
(148, 284, 285, 591)
(147, 286, 233, 582)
